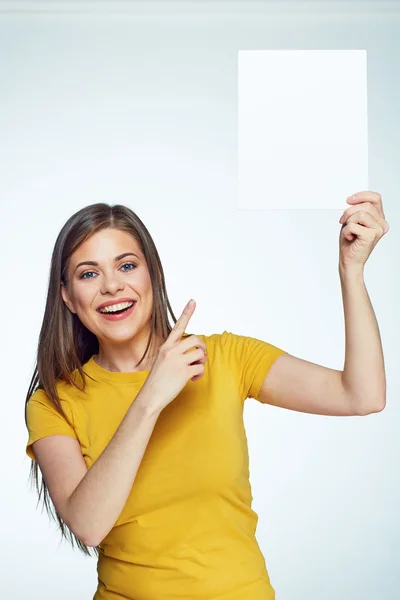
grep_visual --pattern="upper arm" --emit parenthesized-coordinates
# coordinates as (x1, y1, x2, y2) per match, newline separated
(31, 435, 88, 533)
(219, 330, 287, 402)
(257, 352, 359, 416)
(26, 389, 88, 539)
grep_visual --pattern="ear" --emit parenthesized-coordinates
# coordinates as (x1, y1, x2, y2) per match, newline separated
(60, 281, 76, 314)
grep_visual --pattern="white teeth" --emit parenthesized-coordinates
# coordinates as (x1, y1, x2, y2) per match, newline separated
(99, 301, 135, 314)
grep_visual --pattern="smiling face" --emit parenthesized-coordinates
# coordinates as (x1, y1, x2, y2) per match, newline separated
(61, 228, 155, 348)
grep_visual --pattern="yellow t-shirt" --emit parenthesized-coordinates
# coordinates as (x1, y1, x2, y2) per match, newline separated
(26, 330, 286, 600)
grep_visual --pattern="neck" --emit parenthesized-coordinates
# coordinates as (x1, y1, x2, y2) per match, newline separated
(94, 333, 163, 373)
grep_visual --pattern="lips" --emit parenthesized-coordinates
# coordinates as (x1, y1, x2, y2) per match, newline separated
(97, 301, 137, 321)
(96, 298, 136, 311)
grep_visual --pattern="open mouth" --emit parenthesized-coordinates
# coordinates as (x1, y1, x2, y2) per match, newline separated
(98, 301, 136, 315)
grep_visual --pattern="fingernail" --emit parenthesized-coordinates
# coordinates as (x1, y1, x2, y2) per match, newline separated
(188, 299, 195, 307)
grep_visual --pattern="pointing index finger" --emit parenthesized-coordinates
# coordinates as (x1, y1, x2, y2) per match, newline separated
(169, 299, 196, 343)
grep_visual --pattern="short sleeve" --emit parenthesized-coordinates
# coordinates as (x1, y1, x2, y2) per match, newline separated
(220, 330, 287, 402)
(26, 388, 79, 461)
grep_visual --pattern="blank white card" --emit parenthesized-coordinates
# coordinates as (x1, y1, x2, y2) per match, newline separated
(238, 50, 368, 210)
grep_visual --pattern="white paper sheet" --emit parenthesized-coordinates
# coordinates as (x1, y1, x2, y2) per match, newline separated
(238, 49, 369, 209)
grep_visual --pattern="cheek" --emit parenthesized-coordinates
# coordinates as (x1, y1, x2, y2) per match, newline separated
(136, 272, 153, 293)
(73, 286, 96, 310)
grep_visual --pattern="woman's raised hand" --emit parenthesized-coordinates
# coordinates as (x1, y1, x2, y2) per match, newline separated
(139, 300, 208, 413)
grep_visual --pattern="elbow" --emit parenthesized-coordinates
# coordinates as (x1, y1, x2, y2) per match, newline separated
(66, 517, 98, 548)
(81, 528, 108, 548)
(65, 500, 104, 548)
(372, 399, 386, 413)
(80, 528, 103, 548)
(69, 528, 96, 549)
(79, 533, 94, 547)
(81, 533, 100, 548)
(69, 522, 101, 548)
(358, 398, 386, 416)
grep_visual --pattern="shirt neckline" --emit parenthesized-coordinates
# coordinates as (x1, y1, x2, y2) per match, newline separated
(83, 355, 151, 384)
(82, 332, 196, 384)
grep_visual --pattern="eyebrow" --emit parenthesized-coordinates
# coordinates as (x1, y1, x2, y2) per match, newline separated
(73, 252, 141, 274)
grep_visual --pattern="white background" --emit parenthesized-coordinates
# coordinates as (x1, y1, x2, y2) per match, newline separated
(2, 1, 399, 599)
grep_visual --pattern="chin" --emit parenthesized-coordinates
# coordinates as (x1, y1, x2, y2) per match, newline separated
(101, 327, 138, 342)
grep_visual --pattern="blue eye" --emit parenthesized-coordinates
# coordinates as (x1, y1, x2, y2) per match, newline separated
(80, 271, 95, 280)
(79, 263, 137, 280)
(121, 262, 137, 272)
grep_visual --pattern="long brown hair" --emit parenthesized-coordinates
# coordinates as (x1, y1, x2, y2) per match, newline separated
(25, 203, 181, 557)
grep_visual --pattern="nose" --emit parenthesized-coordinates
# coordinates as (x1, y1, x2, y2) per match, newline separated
(100, 270, 125, 296)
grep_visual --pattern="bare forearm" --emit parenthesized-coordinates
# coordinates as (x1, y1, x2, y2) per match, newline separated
(67, 390, 161, 547)
(339, 266, 386, 414)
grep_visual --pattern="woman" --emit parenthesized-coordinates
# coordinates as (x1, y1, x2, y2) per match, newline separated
(25, 192, 388, 599)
